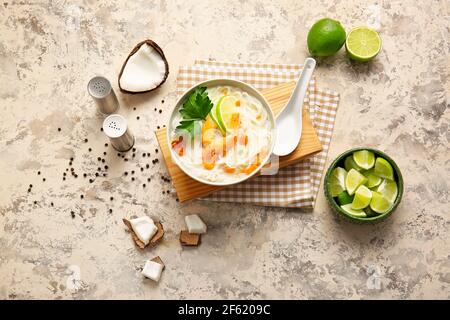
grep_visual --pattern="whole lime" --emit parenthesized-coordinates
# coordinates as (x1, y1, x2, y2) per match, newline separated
(307, 18, 346, 57)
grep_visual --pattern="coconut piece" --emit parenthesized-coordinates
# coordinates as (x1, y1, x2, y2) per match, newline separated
(151, 256, 165, 269)
(118, 39, 169, 94)
(184, 214, 207, 234)
(123, 218, 164, 249)
(142, 260, 164, 282)
(179, 230, 201, 246)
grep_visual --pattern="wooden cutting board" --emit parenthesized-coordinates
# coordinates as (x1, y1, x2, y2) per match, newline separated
(155, 81, 322, 202)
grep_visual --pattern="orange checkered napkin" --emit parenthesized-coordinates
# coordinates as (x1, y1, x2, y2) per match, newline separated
(176, 60, 339, 209)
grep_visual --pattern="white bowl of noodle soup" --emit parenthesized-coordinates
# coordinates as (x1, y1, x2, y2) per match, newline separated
(167, 79, 276, 186)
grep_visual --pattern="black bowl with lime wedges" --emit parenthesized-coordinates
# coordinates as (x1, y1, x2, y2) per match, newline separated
(324, 148, 403, 223)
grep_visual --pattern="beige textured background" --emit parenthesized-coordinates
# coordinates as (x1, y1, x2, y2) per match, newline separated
(0, 0, 449, 299)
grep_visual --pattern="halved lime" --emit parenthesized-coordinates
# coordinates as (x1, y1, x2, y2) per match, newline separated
(353, 150, 375, 170)
(377, 179, 398, 203)
(363, 168, 382, 188)
(337, 191, 353, 205)
(374, 157, 394, 180)
(351, 185, 372, 210)
(341, 204, 366, 217)
(210, 96, 226, 135)
(345, 27, 381, 62)
(216, 96, 239, 132)
(345, 168, 368, 196)
(328, 167, 347, 197)
(370, 191, 391, 214)
(344, 155, 363, 172)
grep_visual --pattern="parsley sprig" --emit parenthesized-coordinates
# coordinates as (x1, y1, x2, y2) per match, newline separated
(176, 87, 213, 136)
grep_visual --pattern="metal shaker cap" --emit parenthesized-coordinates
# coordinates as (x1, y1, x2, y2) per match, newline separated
(103, 114, 134, 152)
(103, 114, 127, 138)
(88, 76, 119, 114)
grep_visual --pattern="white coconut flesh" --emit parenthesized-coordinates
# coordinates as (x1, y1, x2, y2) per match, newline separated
(119, 43, 167, 92)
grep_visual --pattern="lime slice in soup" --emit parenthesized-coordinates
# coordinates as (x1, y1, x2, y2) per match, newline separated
(345, 168, 367, 196)
(328, 167, 347, 197)
(353, 150, 375, 170)
(351, 185, 372, 210)
(210, 96, 226, 135)
(217, 96, 240, 132)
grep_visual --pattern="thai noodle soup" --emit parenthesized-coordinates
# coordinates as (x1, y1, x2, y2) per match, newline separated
(170, 85, 273, 184)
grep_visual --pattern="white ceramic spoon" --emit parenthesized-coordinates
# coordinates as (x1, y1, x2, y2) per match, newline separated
(273, 58, 316, 156)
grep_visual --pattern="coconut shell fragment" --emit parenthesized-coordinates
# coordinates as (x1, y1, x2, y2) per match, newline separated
(179, 230, 201, 246)
(123, 218, 164, 249)
(118, 39, 169, 94)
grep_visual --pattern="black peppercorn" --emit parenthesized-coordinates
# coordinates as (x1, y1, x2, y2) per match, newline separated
(124, 172, 128, 176)
(89, 179, 93, 183)
(83, 173, 87, 178)
(84, 138, 88, 143)
(143, 184, 146, 188)
(146, 164, 149, 169)
(80, 195, 84, 199)
(140, 168, 144, 172)
(159, 109, 162, 113)
(110, 197, 113, 201)
(101, 159, 105, 163)
(104, 165, 108, 170)
(155, 149, 158, 153)
(109, 209, 112, 213)
(63, 177, 66, 181)
(34, 200, 37, 204)
(58, 128, 61, 132)
(132, 148, 136, 152)
(157, 126, 160, 129)
(42, 178, 46, 182)
(147, 178, 151, 182)
(124, 158, 128, 162)
(103, 152, 106, 155)
(131, 177, 135, 181)
(51, 202, 54, 206)
(161, 99, 165, 104)
(105, 143, 108, 147)
(97, 157, 101, 161)
(88, 148, 92, 152)
(133, 107, 136, 110)
(37, 171, 41, 175)
(137, 116, 140, 120)
(131, 170, 135, 175)
(95, 173, 99, 177)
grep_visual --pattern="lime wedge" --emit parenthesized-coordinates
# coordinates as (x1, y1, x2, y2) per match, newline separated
(216, 96, 239, 132)
(328, 167, 347, 197)
(210, 96, 226, 135)
(345, 168, 367, 196)
(336, 191, 353, 205)
(374, 157, 394, 180)
(363, 168, 382, 188)
(353, 150, 375, 170)
(341, 204, 366, 217)
(364, 206, 379, 217)
(344, 155, 363, 172)
(351, 185, 372, 210)
(370, 191, 391, 214)
(377, 179, 398, 203)
(345, 27, 381, 62)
